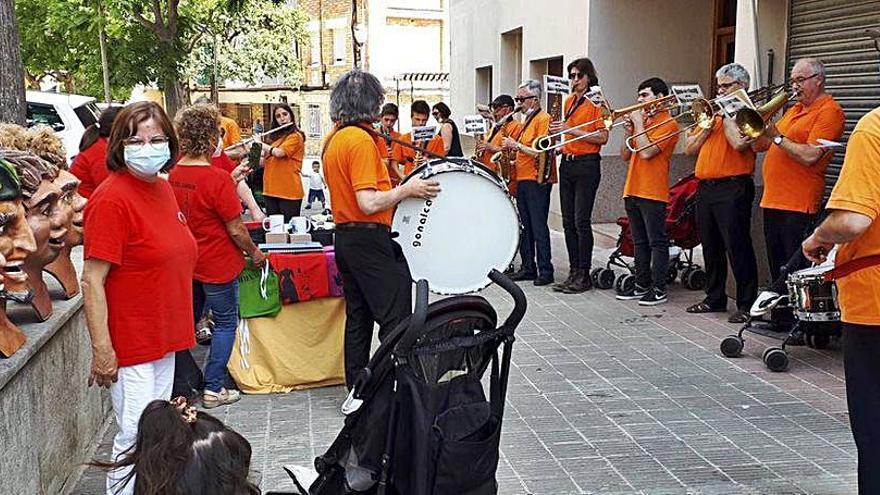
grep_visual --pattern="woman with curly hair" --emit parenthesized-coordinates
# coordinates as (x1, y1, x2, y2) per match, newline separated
(259, 103, 306, 218)
(169, 104, 266, 408)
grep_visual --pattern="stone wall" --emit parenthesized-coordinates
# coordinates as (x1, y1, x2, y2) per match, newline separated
(0, 290, 110, 494)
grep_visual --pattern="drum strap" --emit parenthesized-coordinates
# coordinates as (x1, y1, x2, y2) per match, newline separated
(823, 254, 880, 281)
(564, 94, 586, 121)
(515, 109, 542, 144)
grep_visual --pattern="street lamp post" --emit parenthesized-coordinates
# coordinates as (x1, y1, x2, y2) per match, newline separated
(351, 0, 367, 69)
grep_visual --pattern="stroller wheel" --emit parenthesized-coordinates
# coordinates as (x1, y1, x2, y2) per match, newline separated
(763, 347, 789, 372)
(590, 268, 603, 286)
(597, 269, 616, 290)
(805, 333, 830, 349)
(666, 265, 678, 285)
(616, 274, 636, 296)
(686, 268, 707, 291)
(720, 335, 744, 358)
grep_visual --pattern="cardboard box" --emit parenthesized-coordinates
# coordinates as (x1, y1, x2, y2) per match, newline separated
(289, 233, 313, 243)
(265, 232, 289, 243)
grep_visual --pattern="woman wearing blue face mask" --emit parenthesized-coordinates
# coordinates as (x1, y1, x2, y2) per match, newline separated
(81, 101, 199, 495)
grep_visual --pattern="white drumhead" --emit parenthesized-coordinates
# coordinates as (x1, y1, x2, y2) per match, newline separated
(392, 159, 519, 294)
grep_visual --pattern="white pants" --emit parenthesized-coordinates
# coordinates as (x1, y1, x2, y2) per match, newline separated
(106, 352, 175, 495)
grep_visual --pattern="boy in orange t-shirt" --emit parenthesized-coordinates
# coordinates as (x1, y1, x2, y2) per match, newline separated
(617, 78, 679, 306)
(323, 70, 439, 387)
(802, 106, 880, 493)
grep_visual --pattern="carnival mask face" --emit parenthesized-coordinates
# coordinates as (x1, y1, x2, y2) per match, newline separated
(52, 170, 85, 246)
(24, 179, 67, 267)
(0, 199, 38, 295)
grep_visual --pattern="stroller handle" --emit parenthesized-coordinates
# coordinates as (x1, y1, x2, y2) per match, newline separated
(489, 269, 527, 336)
(397, 279, 430, 352)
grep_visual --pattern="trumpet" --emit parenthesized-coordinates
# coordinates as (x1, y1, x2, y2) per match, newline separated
(531, 94, 680, 152)
(735, 86, 798, 139)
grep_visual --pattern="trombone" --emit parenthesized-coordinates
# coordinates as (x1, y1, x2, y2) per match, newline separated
(531, 94, 680, 152)
(735, 85, 798, 139)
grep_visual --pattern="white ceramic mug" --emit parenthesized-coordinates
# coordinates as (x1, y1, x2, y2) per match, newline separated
(262, 214, 286, 233)
(288, 216, 312, 234)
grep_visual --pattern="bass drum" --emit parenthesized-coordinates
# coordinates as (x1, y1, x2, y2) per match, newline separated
(392, 158, 520, 295)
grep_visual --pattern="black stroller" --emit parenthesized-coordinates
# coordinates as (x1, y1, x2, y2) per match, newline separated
(291, 269, 526, 495)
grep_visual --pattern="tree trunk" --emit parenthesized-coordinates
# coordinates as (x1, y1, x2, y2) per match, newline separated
(97, 0, 111, 104)
(210, 35, 219, 105)
(163, 75, 183, 118)
(0, 0, 27, 125)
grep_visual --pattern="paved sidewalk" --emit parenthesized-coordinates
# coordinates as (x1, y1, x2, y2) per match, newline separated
(72, 229, 855, 494)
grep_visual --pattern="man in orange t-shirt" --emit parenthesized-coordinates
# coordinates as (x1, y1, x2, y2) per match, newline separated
(377, 103, 402, 185)
(549, 58, 609, 294)
(323, 70, 440, 387)
(802, 106, 880, 493)
(475, 94, 520, 177)
(502, 79, 554, 286)
(617, 78, 679, 306)
(392, 100, 445, 178)
(754, 58, 845, 281)
(683, 63, 760, 323)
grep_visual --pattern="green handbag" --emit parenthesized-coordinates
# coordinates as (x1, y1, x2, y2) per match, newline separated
(238, 259, 282, 318)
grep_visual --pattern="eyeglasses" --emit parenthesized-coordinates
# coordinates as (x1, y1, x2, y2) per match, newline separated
(790, 73, 819, 85)
(123, 136, 170, 149)
(716, 81, 739, 91)
(569, 72, 585, 80)
(514, 96, 537, 103)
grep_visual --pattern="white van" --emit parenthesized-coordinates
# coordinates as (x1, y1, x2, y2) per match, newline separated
(25, 91, 101, 163)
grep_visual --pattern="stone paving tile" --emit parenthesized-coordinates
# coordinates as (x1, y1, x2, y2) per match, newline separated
(72, 231, 857, 494)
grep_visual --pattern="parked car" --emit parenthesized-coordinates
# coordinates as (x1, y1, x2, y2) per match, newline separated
(25, 91, 101, 163)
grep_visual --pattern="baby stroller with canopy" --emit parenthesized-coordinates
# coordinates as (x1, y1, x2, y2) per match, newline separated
(290, 270, 525, 494)
(591, 174, 706, 294)
(719, 251, 841, 372)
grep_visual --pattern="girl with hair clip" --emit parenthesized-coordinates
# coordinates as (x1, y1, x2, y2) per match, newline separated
(259, 103, 306, 219)
(95, 398, 259, 495)
(71, 106, 122, 198)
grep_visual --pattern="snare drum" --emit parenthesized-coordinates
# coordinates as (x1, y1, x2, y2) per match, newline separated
(786, 265, 840, 322)
(392, 158, 520, 295)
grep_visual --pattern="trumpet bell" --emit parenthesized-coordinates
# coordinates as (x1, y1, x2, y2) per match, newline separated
(532, 135, 552, 152)
(735, 108, 765, 139)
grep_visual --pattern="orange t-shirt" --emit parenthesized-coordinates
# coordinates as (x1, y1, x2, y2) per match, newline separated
(220, 116, 242, 149)
(324, 124, 393, 226)
(375, 130, 402, 185)
(623, 110, 679, 203)
(263, 132, 305, 200)
(760, 94, 845, 213)
(393, 133, 446, 176)
(514, 110, 551, 182)
(825, 107, 880, 325)
(479, 119, 522, 173)
(692, 116, 756, 179)
(561, 93, 604, 156)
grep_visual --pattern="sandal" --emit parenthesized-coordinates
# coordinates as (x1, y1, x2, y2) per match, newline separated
(728, 309, 750, 324)
(202, 388, 241, 409)
(686, 301, 727, 314)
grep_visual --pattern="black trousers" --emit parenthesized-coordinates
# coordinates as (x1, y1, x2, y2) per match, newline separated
(516, 180, 554, 277)
(762, 208, 814, 281)
(335, 228, 412, 388)
(696, 177, 759, 310)
(842, 323, 880, 494)
(624, 196, 668, 291)
(264, 196, 302, 219)
(559, 155, 601, 271)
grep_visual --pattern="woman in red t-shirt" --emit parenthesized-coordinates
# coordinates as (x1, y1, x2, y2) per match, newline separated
(70, 106, 121, 198)
(170, 104, 265, 409)
(82, 101, 198, 494)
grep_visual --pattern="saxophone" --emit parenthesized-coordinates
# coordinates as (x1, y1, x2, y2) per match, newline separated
(536, 95, 561, 185)
(471, 132, 485, 161)
(491, 119, 516, 186)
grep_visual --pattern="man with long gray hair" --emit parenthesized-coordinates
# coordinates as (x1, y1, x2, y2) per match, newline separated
(323, 69, 440, 388)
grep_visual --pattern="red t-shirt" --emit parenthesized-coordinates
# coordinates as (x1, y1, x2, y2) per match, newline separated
(211, 152, 238, 174)
(70, 136, 110, 198)
(169, 165, 245, 284)
(84, 172, 198, 367)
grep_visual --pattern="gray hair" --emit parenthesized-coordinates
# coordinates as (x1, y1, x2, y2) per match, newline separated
(518, 79, 543, 99)
(795, 58, 826, 83)
(715, 63, 750, 88)
(330, 69, 385, 125)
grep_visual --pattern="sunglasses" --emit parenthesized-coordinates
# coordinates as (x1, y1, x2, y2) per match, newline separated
(514, 96, 537, 103)
(569, 72, 585, 80)
(716, 81, 739, 91)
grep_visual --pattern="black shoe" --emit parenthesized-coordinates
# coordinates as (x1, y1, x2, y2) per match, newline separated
(638, 288, 668, 306)
(552, 269, 579, 292)
(728, 309, 750, 324)
(510, 270, 537, 282)
(616, 284, 649, 300)
(503, 264, 517, 276)
(534, 274, 555, 286)
(562, 270, 592, 294)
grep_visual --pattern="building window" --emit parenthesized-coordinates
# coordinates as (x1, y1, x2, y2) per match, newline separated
(712, 0, 737, 91)
(333, 28, 347, 65)
(475, 66, 493, 105)
(307, 104, 322, 138)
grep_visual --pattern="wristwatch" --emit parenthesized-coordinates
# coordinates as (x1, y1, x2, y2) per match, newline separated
(772, 135, 785, 146)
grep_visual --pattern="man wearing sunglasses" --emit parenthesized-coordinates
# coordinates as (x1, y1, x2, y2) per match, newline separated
(752, 58, 845, 327)
(502, 80, 555, 286)
(550, 57, 608, 294)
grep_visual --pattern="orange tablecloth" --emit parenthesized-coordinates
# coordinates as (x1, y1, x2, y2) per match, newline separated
(229, 297, 345, 393)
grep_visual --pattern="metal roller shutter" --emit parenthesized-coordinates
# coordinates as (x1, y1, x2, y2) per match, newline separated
(786, 0, 880, 200)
